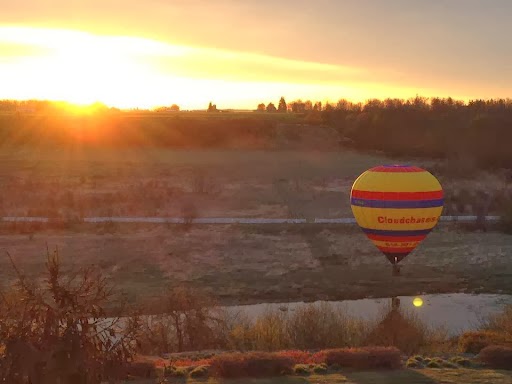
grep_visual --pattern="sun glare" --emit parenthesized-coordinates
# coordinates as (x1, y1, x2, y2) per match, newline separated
(0, 25, 454, 109)
(0, 26, 195, 108)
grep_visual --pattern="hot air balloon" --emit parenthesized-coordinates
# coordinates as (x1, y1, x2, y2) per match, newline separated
(350, 164, 443, 275)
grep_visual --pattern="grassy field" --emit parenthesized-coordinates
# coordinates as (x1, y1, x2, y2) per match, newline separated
(0, 147, 505, 219)
(1, 148, 511, 305)
(0, 148, 402, 218)
(128, 369, 512, 383)
(2, 223, 512, 305)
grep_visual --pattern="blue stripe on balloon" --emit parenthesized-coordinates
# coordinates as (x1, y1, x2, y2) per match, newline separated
(360, 228, 433, 236)
(350, 198, 444, 208)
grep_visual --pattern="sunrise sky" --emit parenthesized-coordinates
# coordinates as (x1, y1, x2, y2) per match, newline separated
(1, 0, 511, 110)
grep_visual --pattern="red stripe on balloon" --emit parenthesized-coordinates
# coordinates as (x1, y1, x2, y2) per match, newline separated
(351, 190, 443, 200)
(376, 246, 416, 254)
(367, 234, 426, 242)
(369, 166, 425, 172)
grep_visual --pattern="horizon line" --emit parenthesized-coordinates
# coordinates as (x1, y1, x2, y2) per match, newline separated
(2, 95, 512, 112)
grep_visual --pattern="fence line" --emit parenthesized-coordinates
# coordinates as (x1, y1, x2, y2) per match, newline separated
(0, 215, 501, 224)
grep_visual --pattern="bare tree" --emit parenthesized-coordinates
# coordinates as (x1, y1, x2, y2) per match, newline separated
(0, 247, 139, 384)
(137, 287, 227, 354)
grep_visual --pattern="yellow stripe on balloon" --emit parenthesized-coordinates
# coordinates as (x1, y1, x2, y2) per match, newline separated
(350, 206, 443, 230)
(352, 171, 442, 192)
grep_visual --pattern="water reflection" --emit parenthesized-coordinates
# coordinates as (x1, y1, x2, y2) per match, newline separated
(413, 297, 424, 307)
(222, 293, 512, 335)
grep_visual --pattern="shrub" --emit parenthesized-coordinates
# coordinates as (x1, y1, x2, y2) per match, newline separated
(322, 347, 402, 370)
(449, 356, 473, 367)
(136, 287, 226, 354)
(478, 345, 512, 370)
(0, 248, 138, 384)
(442, 361, 458, 369)
(189, 365, 209, 378)
(287, 302, 368, 350)
(311, 350, 329, 364)
(458, 331, 512, 354)
(164, 366, 188, 377)
(121, 361, 157, 379)
(277, 350, 313, 364)
(481, 304, 512, 335)
(209, 352, 294, 378)
(230, 303, 369, 352)
(364, 305, 448, 355)
(250, 309, 290, 351)
(406, 358, 421, 368)
(293, 364, 310, 375)
(312, 364, 328, 374)
(171, 358, 212, 367)
(426, 360, 441, 368)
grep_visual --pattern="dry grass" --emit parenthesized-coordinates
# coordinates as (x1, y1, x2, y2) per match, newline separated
(1, 148, 512, 306)
(478, 345, 512, 370)
(458, 331, 512, 354)
(321, 347, 402, 370)
(209, 352, 294, 378)
(1, 148, 508, 221)
(0, 148, 393, 219)
(126, 368, 512, 383)
(365, 304, 451, 355)
(1, 223, 512, 306)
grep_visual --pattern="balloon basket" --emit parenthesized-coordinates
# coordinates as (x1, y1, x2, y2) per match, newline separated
(392, 264, 401, 276)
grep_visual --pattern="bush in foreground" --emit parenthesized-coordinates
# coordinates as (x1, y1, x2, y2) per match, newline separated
(0, 248, 138, 384)
(365, 304, 450, 355)
(120, 361, 158, 380)
(449, 356, 473, 367)
(277, 350, 311, 364)
(189, 365, 210, 378)
(293, 364, 310, 375)
(209, 352, 294, 378)
(322, 347, 402, 370)
(481, 304, 512, 336)
(164, 366, 189, 378)
(406, 358, 422, 368)
(458, 330, 512, 354)
(312, 363, 328, 374)
(478, 345, 512, 370)
(441, 361, 459, 369)
(426, 360, 442, 368)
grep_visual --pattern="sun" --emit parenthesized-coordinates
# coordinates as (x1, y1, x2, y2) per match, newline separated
(413, 297, 424, 307)
(45, 40, 145, 106)
(0, 27, 191, 109)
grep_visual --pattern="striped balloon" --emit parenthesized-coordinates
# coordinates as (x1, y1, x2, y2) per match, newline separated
(350, 165, 443, 265)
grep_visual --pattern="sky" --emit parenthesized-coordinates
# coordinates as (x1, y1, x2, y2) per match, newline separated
(1, 0, 511, 110)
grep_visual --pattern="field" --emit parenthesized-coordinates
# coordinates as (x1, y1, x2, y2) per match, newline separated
(128, 369, 512, 384)
(1, 148, 512, 306)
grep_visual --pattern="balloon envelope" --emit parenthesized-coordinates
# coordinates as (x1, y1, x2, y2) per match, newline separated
(350, 164, 443, 265)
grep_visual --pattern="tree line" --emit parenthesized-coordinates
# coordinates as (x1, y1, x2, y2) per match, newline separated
(257, 96, 512, 169)
(2, 96, 512, 168)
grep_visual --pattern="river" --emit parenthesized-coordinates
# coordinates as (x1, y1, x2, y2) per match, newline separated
(221, 293, 512, 335)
